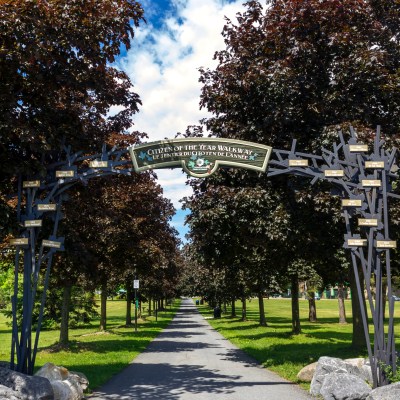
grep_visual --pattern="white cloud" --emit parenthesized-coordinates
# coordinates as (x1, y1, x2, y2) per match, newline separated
(120, 0, 245, 141)
(118, 0, 246, 236)
(156, 169, 192, 205)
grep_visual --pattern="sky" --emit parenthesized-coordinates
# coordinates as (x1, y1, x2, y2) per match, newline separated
(116, 0, 246, 240)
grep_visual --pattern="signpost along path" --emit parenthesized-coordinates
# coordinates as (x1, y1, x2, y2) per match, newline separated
(8, 127, 399, 387)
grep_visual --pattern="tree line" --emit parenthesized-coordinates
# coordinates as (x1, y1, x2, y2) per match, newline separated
(1, 0, 400, 353)
(180, 0, 400, 349)
(0, 0, 182, 344)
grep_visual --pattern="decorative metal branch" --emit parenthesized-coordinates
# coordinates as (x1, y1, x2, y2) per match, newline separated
(9, 148, 134, 374)
(267, 126, 399, 387)
(8, 126, 399, 388)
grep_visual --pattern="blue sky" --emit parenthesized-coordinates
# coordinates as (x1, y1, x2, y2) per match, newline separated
(115, 0, 246, 240)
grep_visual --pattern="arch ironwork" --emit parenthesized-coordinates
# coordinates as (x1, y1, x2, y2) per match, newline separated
(7, 127, 399, 387)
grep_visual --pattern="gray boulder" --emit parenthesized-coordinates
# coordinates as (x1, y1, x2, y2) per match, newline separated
(344, 358, 366, 370)
(345, 357, 373, 384)
(297, 362, 317, 382)
(361, 364, 373, 384)
(35, 363, 86, 400)
(320, 372, 371, 400)
(0, 384, 21, 400)
(310, 356, 363, 396)
(50, 381, 83, 400)
(68, 372, 88, 392)
(366, 382, 400, 400)
(0, 367, 53, 400)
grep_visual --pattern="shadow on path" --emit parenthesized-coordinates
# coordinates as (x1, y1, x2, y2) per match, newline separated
(89, 299, 311, 400)
(90, 362, 297, 400)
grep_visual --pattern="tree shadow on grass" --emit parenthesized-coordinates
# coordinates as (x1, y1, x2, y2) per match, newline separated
(39, 338, 153, 354)
(40, 337, 221, 355)
(239, 341, 368, 370)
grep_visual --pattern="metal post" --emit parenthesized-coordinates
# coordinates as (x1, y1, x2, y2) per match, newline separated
(134, 272, 138, 333)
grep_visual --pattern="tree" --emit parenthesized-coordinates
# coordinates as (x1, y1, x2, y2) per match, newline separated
(57, 166, 179, 334)
(198, 0, 400, 339)
(200, 0, 400, 146)
(184, 175, 291, 326)
(0, 0, 144, 234)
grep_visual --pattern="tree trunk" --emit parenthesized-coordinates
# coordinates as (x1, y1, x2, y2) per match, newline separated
(291, 275, 301, 334)
(241, 296, 247, 321)
(231, 297, 236, 317)
(337, 282, 347, 324)
(148, 297, 152, 316)
(160, 298, 164, 310)
(59, 284, 72, 344)
(126, 284, 132, 326)
(258, 292, 267, 326)
(349, 267, 367, 349)
(308, 292, 317, 322)
(100, 281, 107, 331)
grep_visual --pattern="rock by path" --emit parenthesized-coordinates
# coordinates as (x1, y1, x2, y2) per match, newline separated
(89, 298, 312, 400)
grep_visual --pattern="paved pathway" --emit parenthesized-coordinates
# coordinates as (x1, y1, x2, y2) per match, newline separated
(89, 298, 312, 399)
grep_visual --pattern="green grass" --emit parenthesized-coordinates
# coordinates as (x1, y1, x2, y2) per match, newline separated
(197, 298, 400, 389)
(1, 298, 399, 393)
(0, 299, 180, 392)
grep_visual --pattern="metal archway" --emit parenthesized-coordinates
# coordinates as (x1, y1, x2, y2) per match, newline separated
(8, 127, 399, 387)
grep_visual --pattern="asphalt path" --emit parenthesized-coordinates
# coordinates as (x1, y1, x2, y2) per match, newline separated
(89, 298, 312, 399)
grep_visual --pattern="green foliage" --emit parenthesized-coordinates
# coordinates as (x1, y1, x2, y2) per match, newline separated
(380, 361, 400, 383)
(0, 260, 19, 309)
(2, 284, 98, 330)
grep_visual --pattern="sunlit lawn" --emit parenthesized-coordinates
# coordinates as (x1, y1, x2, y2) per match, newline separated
(1, 297, 399, 393)
(0, 299, 180, 392)
(197, 298, 400, 389)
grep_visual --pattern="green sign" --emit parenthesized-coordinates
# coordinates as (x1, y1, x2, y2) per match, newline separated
(128, 138, 273, 178)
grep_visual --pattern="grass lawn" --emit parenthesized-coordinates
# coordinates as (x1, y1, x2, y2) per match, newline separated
(0, 299, 180, 393)
(197, 298, 400, 389)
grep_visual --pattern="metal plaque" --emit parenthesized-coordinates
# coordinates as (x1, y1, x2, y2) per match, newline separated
(342, 199, 362, 207)
(347, 239, 367, 247)
(24, 220, 42, 228)
(23, 180, 41, 188)
(376, 240, 397, 249)
(56, 170, 75, 178)
(324, 170, 344, 177)
(349, 144, 369, 152)
(365, 161, 385, 169)
(358, 218, 378, 227)
(288, 159, 309, 167)
(10, 238, 29, 246)
(89, 160, 109, 168)
(129, 138, 273, 178)
(42, 240, 62, 249)
(37, 204, 57, 211)
(362, 180, 381, 187)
